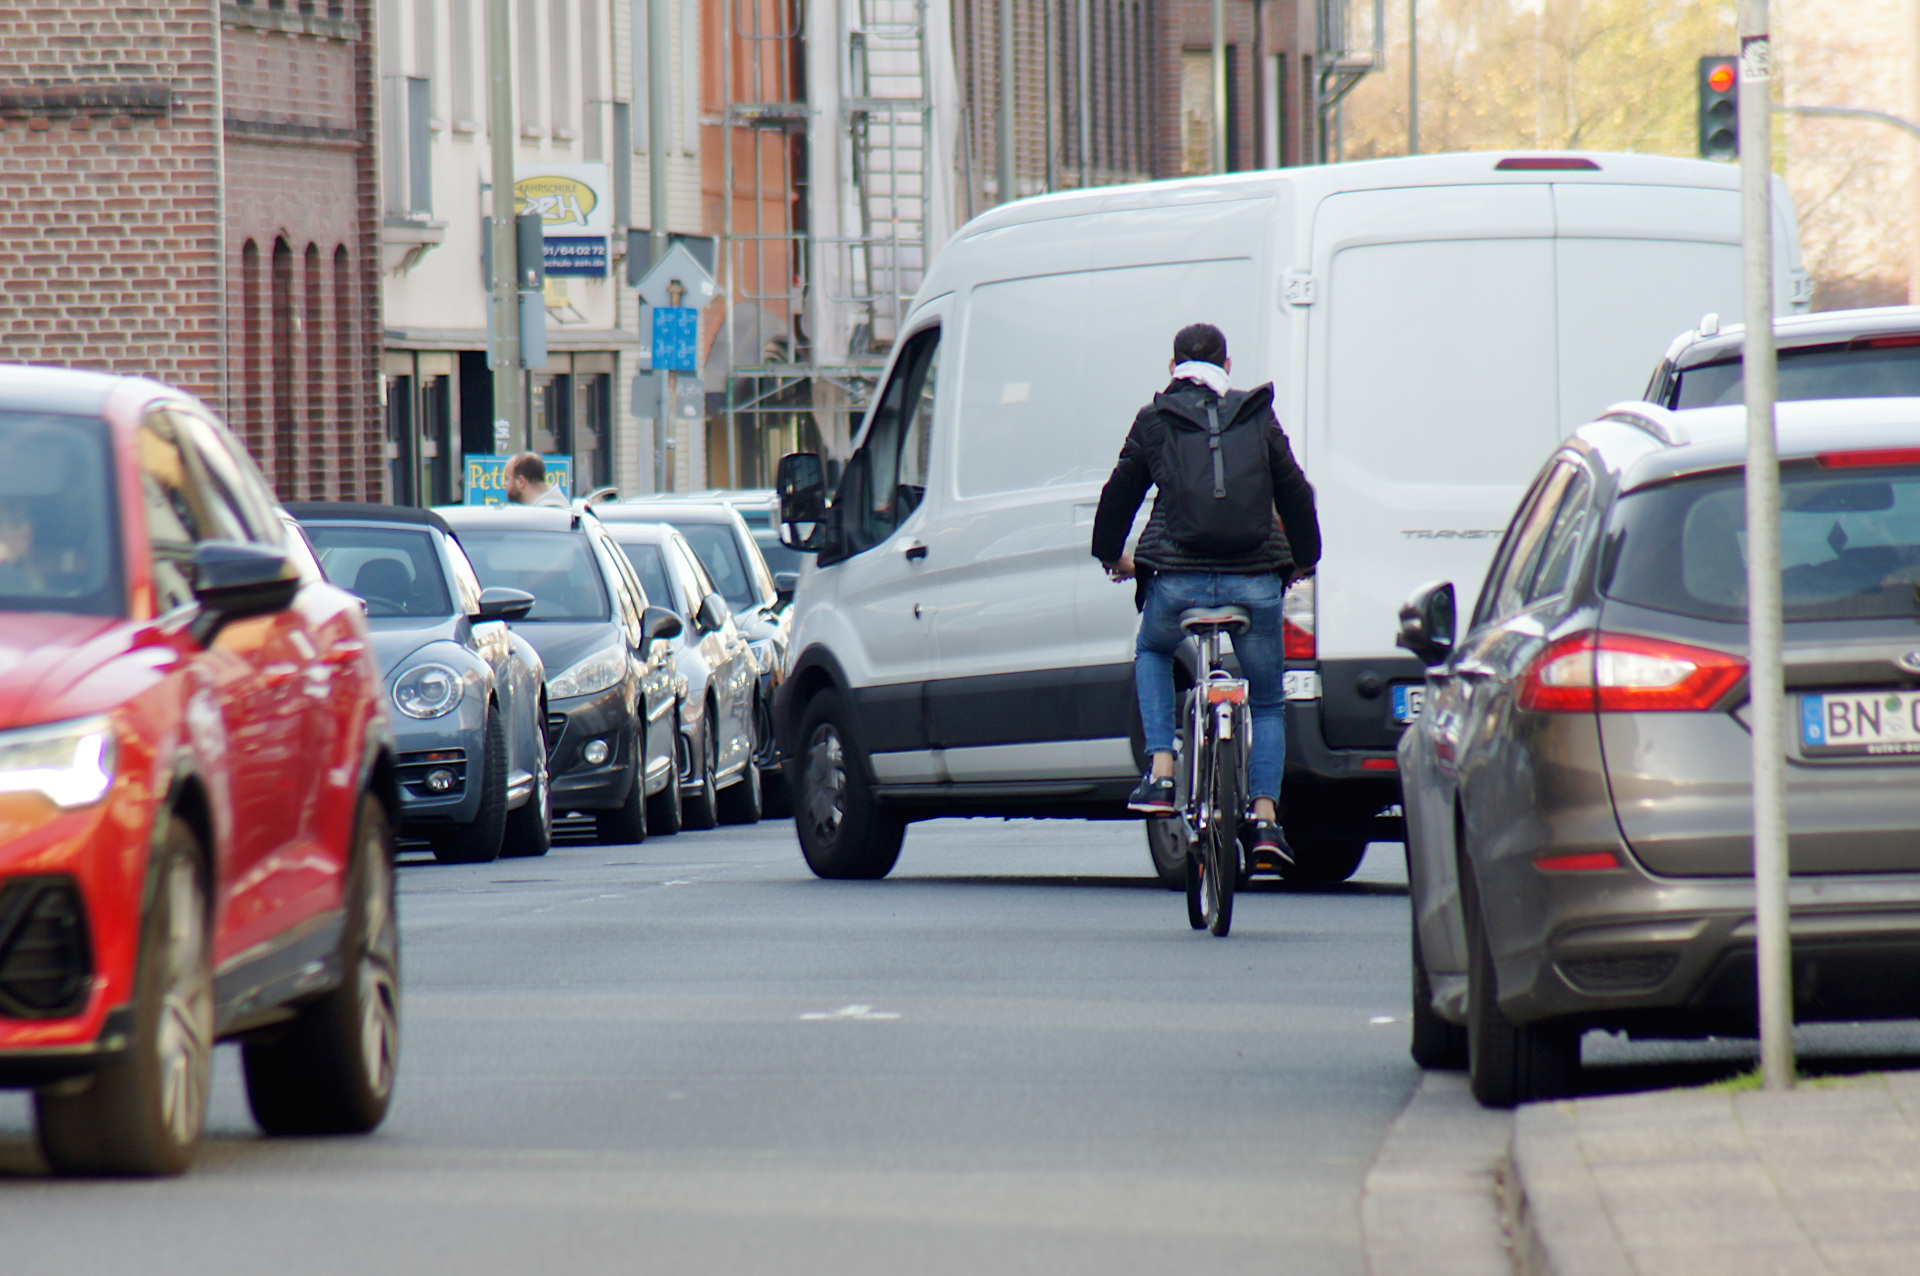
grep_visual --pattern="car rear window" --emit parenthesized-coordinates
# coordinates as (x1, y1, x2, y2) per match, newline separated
(1674, 344, 1920, 408)
(0, 411, 121, 616)
(1605, 466, 1920, 622)
(306, 524, 453, 617)
(456, 530, 610, 621)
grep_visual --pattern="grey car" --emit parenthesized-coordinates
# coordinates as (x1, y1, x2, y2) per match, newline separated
(1645, 305, 1920, 410)
(287, 503, 551, 863)
(596, 498, 794, 808)
(1396, 396, 1920, 1107)
(599, 520, 762, 828)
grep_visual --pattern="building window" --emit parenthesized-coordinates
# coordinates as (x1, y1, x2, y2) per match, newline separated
(450, 0, 476, 129)
(519, 0, 543, 136)
(334, 247, 357, 499)
(551, 0, 574, 140)
(241, 239, 263, 459)
(304, 244, 326, 500)
(1181, 49, 1214, 176)
(271, 238, 296, 496)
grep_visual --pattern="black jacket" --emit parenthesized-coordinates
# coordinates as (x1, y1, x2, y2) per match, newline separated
(1090, 379, 1320, 581)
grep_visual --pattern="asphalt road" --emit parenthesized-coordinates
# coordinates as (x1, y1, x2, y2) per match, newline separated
(0, 819, 1423, 1275)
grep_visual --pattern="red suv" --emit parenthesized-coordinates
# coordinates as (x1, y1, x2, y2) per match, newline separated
(0, 367, 400, 1175)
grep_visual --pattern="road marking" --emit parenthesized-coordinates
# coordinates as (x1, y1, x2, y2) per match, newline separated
(799, 1004, 901, 1021)
(662, 880, 694, 887)
(1370, 1015, 1404, 1026)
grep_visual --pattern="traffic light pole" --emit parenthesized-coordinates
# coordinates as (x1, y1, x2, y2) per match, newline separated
(1737, 0, 1794, 1093)
(486, 0, 522, 453)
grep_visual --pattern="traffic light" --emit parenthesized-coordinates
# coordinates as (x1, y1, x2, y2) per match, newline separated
(1698, 56, 1738, 160)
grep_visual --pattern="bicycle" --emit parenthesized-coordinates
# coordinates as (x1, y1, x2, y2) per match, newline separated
(1168, 605, 1252, 937)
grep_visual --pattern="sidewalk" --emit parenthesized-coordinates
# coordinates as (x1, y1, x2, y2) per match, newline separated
(1509, 1069, 1920, 1276)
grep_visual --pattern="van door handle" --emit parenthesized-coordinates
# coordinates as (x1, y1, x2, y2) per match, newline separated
(904, 543, 928, 562)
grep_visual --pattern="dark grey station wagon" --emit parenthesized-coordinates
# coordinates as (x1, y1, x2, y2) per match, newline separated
(1396, 396, 1920, 1106)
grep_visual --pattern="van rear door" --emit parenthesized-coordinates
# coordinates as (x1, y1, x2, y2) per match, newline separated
(1306, 185, 1561, 745)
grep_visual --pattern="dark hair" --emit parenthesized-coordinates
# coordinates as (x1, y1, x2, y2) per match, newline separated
(1172, 323, 1227, 366)
(507, 451, 546, 483)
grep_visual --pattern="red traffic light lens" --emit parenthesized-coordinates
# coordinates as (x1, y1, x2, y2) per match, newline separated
(1708, 63, 1736, 93)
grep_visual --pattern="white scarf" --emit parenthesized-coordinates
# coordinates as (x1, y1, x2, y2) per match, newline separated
(1172, 360, 1229, 398)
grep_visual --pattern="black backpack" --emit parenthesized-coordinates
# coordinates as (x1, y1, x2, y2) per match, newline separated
(1159, 396, 1273, 555)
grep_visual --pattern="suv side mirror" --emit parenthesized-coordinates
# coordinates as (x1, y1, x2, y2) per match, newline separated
(476, 586, 535, 621)
(643, 605, 682, 647)
(696, 591, 730, 634)
(772, 571, 798, 607)
(191, 541, 300, 645)
(1396, 581, 1457, 668)
(776, 452, 827, 551)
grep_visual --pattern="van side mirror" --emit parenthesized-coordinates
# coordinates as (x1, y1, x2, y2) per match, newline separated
(1396, 581, 1457, 668)
(776, 452, 827, 551)
(191, 541, 300, 646)
(772, 571, 798, 606)
(476, 586, 535, 621)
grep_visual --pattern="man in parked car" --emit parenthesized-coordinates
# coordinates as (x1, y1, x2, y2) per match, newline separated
(505, 452, 569, 507)
(1092, 322, 1321, 864)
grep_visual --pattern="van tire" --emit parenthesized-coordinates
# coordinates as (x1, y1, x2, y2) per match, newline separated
(1145, 818, 1186, 890)
(793, 689, 904, 880)
(1281, 839, 1368, 884)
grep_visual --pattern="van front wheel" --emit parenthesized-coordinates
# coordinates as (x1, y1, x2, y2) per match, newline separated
(794, 690, 903, 880)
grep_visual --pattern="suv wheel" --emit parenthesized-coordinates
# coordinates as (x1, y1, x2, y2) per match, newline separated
(431, 706, 506, 864)
(793, 689, 904, 880)
(681, 710, 720, 831)
(1410, 916, 1468, 1070)
(37, 817, 214, 1175)
(1280, 839, 1368, 884)
(243, 792, 400, 1135)
(1465, 869, 1579, 1106)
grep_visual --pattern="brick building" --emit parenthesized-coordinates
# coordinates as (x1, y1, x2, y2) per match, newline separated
(0, 2, 383, 501)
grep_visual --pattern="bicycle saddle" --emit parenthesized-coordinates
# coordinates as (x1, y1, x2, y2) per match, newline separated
(1178, 606, 1251, 635)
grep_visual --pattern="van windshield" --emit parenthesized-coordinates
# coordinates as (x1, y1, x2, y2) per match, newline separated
(1605, 465, 1920, 622)
(1674, 345, 1920, 408)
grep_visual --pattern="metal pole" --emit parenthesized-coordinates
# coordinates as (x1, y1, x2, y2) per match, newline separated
(1211, 0, 1227, 173)
(999, 0, 1016, 203)
(1076, 0, 1090, 187)
(1043, 0, 1056, 192)
(487, 0, 523, 452)
(649, 0, 672, 491)
(1408, 0, 1419, 155)
(1738, 0, 1793, 1092)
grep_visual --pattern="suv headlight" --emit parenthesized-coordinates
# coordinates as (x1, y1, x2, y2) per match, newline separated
(0, 715, 116, 808)
(394, 663, 464, 719)
(548, 644, 626, 699)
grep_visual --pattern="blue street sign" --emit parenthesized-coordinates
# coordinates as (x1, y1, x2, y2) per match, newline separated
(652, 305, 698, 371)
(464, 454, 573, 506)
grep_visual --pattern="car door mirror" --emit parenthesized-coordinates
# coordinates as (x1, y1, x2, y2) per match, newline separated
(696, 592, 731, 634)
(643, 605, 683, 647)
(776, 452, 828, 551)
(1396, 581, 1457, 668)
(190, 541, 300, 645)
(772, 571, 798, 607)
(476, 586, 535, 621)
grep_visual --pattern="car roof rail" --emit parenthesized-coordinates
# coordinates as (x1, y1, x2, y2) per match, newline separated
(1597, 401, 1687, 447)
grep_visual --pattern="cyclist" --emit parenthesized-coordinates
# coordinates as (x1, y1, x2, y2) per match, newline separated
(1091, 322, 1320, 865)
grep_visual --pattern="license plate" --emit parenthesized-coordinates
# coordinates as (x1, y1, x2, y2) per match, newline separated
(1391, 684, 1425, 725)
(1801, 689, 1920, 756)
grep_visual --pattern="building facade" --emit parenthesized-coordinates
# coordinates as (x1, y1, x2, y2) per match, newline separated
(0, 1, 384, 501)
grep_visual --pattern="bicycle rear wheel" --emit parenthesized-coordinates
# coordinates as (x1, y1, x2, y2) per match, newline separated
(1205, 705, 1246, 937)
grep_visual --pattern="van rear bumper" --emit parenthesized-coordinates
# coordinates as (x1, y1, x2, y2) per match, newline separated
(1283, 699, 1405, 843)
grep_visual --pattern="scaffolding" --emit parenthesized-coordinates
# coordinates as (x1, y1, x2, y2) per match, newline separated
(1316, 0, 1383, 163)
(718, 0, 941, 486)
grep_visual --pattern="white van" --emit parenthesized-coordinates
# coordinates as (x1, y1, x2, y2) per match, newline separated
(771, 151, 1807, 882)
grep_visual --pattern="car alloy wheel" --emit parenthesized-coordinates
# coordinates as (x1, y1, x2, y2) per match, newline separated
(803, 721, 846, 844)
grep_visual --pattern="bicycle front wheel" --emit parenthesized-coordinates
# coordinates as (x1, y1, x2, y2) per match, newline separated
(1205, 711, 1246, 937)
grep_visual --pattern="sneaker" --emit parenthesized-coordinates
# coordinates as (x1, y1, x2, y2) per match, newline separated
(1127, 774, 1177, 815)
(1246, 817, 1294, 867)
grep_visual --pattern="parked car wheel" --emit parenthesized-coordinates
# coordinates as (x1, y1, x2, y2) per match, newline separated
(243, 792, 400, 1135)
(1281, 839, 1369, 885)
(500, 761, 552, 858)
(1410, 915, 1468, 1070)
(36, 817, 214, 1176)
(755, 693, 793, 819)
(647, 714, 686, 836)
(430, 706, 507, 864)
(716, 741, 764, 825)
(792, 689, 904, 880)
(682, 710, 720, 831)
(594, 739, 649, 846)
(1465, 868, 1579, 1107)
(1145, 818, 1187, 891)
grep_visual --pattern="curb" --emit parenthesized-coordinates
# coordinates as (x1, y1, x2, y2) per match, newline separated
(1503, 1102, 1631, 1276)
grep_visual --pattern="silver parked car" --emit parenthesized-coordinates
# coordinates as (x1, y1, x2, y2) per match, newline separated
(1396, 397, 1920, 1107)
(1645, 306, 1920, 410)
(288, 503, 551, 863)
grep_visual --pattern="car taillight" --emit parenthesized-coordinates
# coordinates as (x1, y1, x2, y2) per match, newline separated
(1283, 577, 1315, 659)
(1816, 448, 1920, 469)
(1534, 850, 1622, 872)
(1517, 631, 1747, 713)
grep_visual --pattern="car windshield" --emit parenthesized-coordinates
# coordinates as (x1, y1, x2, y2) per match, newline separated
(0, 411, 120, 616)
(306, 524, 453, 617)
(1674, 345, 1920, 408)
(671, 522, 756, 610)
(618, 541, 677, 614)
(1606, 464, 1920, 622)
(753, 527, 802, 575)
(458, 529, 609, 621)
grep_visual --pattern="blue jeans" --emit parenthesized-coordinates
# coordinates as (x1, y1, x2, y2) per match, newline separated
(1135, 572, 1286, 804)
